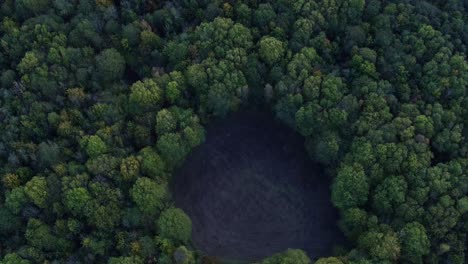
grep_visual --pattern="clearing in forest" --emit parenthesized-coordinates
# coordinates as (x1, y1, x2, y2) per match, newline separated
(172, 110, 345, 262)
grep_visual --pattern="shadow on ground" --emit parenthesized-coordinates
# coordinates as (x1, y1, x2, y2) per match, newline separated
(172, 110, 345, 263)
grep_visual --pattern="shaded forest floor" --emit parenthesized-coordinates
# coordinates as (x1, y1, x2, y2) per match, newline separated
(172, 110, 346, 262)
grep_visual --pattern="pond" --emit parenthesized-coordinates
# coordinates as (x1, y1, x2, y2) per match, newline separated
(172, 110, 345, 262)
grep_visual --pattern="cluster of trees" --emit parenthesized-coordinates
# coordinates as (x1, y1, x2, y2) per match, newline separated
(0, 0, 467, 263)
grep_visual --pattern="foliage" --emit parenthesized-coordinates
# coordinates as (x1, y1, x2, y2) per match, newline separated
(157, 207, 192, 244)
(96, 48, 125, 82)
(261, 249, 311, 264)
(0, 0, 467, 262)
(130, 177, 168, 216)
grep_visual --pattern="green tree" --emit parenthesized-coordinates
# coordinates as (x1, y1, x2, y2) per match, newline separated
(315, 257, 344, 264)
(0, 207, 20, 235)
(25, 218, 70, 252)
(2, 173, 21, 189)
(5, 187, 27, 214)
(64, 187, 91, 216)
(129, 79, 163, 112)
(1, 253, 31, 264)
(96, 48, 125, 82)
(108, 256, 143, 264)
(130, 177, 168, 216)
(399, 222, 430, 263)
(340, 208, 370, 241)
(358, 230, 400, 261)
(81, 135, 108, 158)
(254, 4, 275, 28)
(120, 156, 140, 181)
(166, 81, 182, 104)
(173, 246, 195, 264)
(295, 102, 321, 136)
(139, 147, 166, 180)
(37, 141, 60, 168)
(85, 183, 122, 230)
(261, 249, 311, 264)
(332, 164, 369, 209)
(372, 176, 407, 215)
(259, 36, 285, 65)
(156, 108, 177, 135)
(157, 133, 188, 168)
(17, 51, 39, 74)
(157, 207, 192, 243)
(24, 176, 48, 208)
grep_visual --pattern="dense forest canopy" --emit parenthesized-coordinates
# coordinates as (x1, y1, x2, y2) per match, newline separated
(0, 0, 467, 263)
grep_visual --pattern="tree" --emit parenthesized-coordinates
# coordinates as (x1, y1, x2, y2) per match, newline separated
(457, 196, 468, 215)
(157, 207, 192, 243)
(332, 164, 369, 209)
(295, 102, 321, 136)
(2, 173, 20, 189)
(259, 36, 285, 65)
(261, 249, 311, 264)
(81, 135, 108, 158)
(25, 218, 70, 252)
(399, 222, 430, 263)
(64, 187, 91, 216)
(254, 4, 275, 29)
(340, 208, 370, 241)
(84, 183, 122, 230)
(1, 253, 31, 264)
(173, 246, 195, 264)
(108, 256, 144, 264)
(85, 154, 120, 178)
(139, 147, 166, 180)
(163, 41, 189, 69)
(166, 81, 182, 104)
(5, 187, 28, 214)
(120, 156, 140, 181)
(306, 133, 341, 164)
(344, 0, 365, 24)
(157, 133, 188, 168)
(414, 115, 434, 138)
(156, 108, 177, 135)
(194, 17, 252, 59)
(276, 94, 303, 128)
(24, 176, 48, 208)
(18, 51, 39, 74)
(129, 79, 163, 112)
(358, 230, 400, 261)
(372, 176, 407, 215)
(37, 141, 60, 169)
(287, 47, 321, 82)
(0, 207, 20, 235)
(315, 257, 344, 264)
(96, 48, 125, 82)
(130, 177, 168, 216)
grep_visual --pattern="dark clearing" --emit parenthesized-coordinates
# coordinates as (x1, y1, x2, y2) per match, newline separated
(173, 111, 345, 262)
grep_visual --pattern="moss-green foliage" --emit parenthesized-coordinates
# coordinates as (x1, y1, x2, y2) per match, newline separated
(24, 176, 47, 208)
(1, 253, 31, 264)
(130, 177, 168, 216)
(81, 135, 108, 158)
(261, 249, 311, 264)
(96, 48, 125, 82)
(157, 208, 192, 244)
(315, 257, 344, 264)
(259, 36, 285, 65)
(0, 0, 467, 263)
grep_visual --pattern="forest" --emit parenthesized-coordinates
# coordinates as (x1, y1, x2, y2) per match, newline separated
(0, 0, 467, 263)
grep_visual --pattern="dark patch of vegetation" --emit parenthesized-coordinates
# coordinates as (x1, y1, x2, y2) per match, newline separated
(173, 111, 345, 262)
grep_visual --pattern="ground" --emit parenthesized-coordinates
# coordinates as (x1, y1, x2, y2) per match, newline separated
(172, 110, 345, 263)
